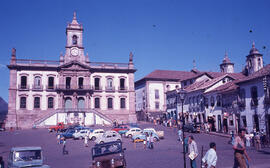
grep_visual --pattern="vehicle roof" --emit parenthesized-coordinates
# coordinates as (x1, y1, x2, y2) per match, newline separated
(11, 146, 42, 152)
(94, 129, 104, 131)
(144, 128, 156, 130)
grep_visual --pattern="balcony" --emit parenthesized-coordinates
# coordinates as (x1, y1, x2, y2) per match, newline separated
(18, 84, 30, 91)
(32, 84, 43, 91)
(56, 85, 92, 91)
(46, 85, 55, 91)
(93, 86, 102, 92)
(105, 86, 115, 92)
(118, 86, 128, 92)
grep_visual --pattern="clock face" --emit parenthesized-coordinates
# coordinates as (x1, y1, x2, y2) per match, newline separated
(71, 47, 79, 56)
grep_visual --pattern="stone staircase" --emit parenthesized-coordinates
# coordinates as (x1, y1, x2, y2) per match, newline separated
(33, 108, 113, 128)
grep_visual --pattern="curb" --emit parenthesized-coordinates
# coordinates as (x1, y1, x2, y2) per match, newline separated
(205, 132, 231, 138)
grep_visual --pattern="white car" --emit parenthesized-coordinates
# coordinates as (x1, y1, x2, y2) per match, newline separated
(95, 130, 122, 144)
(72, 129, 91, 140)
(143, 128, 164, 139)
(89, 129, 105, 141)
(125, 128, 142, 138)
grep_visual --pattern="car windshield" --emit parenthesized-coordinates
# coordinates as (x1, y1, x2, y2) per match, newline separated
(14, 150, 41, 162)
(92, 141, 122, 158)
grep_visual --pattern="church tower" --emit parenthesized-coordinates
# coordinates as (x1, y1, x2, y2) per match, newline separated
(245, 42, 263, 75)
(64, 12, 87, 64)
(220, 51, 234, 73)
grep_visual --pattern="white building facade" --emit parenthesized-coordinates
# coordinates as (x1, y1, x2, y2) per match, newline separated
(6, 13, 137, 129)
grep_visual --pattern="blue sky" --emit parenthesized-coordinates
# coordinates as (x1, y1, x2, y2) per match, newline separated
(1, 0, 270, 102)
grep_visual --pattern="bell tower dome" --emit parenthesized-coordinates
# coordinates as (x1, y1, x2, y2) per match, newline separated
(220, 51, 234, 73)
(245, 42, 263, 75)
(64, 12, 87, 64)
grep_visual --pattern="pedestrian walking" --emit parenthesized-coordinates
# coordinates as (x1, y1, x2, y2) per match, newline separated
(143, 138, 147, 149)
(202, 142, 217, 168)
(188, 135, 198, 168)
(0, 156, 4, 168)
(178, 128, 183, 144)
(146, 133, 150, 149)
(84, 134, 89, 147)
(149, 133, 154, 149)
(254, 132, 261, 151)
(233, 128, 251, 168)
(245, 132, 251, 147)
(62, 137, 68, 155)
(184, 135, 189, 153)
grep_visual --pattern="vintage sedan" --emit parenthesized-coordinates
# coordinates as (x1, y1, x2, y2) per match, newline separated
(90, 141, 126, 168)
(125, 128, 142, 138)
(89, 129, 105, 141)
(132, 132, 159, 142)
(72, 128, 93, 140)
(95, 131, 122, 144)
(7, 146, 50, 168)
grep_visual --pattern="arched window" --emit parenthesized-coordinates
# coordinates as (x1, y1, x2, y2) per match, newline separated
(48, 77, 54, 89)
(217, 96, 221, 107)
(78, 77, 84, 89)
(21, 76, 27, 89)
(95, 97, 100, 108)
(120, 98, 126, 109)
(258, 58, 261, 68)
(72, 35, 78, 45)
(64, 97, 72, 109)
(210, 96, 215, 107)
(34, 97, 40, 109)
(108, 98, 113, 109)
(251, 86, 258, 106)
(66, 77, 71, 89)
(107, 78, 113, 91)
(48, 97, 54, 109)
(34, 76, 41, 89)
(20, 97, 26, 109)
(78, 97, 85, 108)
(94, 78, 100, 90)
(120, 78, 125, 90)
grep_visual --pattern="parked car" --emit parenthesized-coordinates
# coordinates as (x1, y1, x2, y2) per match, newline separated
(90, 141, 126, 168)
(72, 128, 93, 140)
(183, 123, 199, 133)
(89, 129, 105, 141)
(132, 131, 159, 142)
(48, 122, 66, 132)
(143, 128, 164, 139)
(7, 146, 50, 168)
(60, 129, 76, 139)
(95, 131, 122, 144)
(125, 128, 142, 138)
(112, 125, 130, 133)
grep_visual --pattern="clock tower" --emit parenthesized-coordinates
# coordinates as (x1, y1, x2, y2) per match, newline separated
(64, 12, 88, 64)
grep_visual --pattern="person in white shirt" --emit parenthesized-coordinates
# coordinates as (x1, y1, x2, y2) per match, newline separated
(202, 142, 217, 168)
(188, 136, 198, 168)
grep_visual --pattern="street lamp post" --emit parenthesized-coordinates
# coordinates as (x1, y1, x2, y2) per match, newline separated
(177, 88, 187, 168)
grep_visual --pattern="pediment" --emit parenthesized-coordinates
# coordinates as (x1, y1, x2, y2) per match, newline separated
(58, 61, 90, 70)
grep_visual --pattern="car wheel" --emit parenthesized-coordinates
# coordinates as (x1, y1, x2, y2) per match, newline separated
(154, 137, 158, 142)
(117, 139, 121, 141)
(100, 141, 104, 144)
(91, 136, 96, 141)
(128, 134, 132, 138)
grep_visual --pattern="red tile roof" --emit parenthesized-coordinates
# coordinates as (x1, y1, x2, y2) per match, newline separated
(144, 69, 199, 80)
(205, 81, 239, 94)
(236, 64, 270, 84)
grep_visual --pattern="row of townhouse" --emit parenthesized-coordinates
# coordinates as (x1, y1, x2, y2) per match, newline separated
(136, 42, 270, 136)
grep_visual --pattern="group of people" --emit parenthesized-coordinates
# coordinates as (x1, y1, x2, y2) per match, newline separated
(143, 132, 154, 149)
(177, 127, 253, 168)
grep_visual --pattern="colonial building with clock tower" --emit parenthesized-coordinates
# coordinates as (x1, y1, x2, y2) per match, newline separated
(6, 12, 137, 129)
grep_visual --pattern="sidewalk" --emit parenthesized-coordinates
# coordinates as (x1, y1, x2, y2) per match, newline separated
(206, 131, 231, 138)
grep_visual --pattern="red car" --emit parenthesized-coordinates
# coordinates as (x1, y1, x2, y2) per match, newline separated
(111, 125, 130, 133)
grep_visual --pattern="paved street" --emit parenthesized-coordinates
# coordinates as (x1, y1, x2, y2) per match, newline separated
(0, 122, 270, 168)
